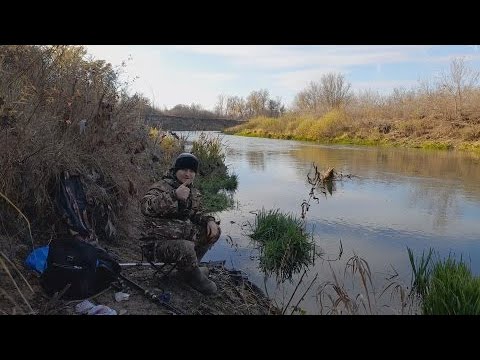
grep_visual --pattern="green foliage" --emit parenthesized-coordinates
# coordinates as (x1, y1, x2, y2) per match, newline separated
(222, 173, 238, 191)
(408, 248, 480, 315)
(196, 174, 237, 212)
(408, 247, 433, 298)
(458, 143, 480, 155)
(420, 141, 453, 150)
(199, 190, 234, 213)
(191, 133, 225, 177)
(191, 133, 238, 213)
(248, 209, 315, 283)
(423, 257, 480, 315)
(197, 173, 238, 194)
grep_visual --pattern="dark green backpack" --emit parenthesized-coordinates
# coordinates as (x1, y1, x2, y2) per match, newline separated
(41, 238, 120, 300)
(40, 172, 120, 300)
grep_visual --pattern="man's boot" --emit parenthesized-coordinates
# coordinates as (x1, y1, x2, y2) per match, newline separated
(176, 266, 209, 280)
(185, 266, 217, 295)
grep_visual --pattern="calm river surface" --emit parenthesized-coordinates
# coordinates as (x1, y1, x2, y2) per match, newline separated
(182, 131, 480, 314)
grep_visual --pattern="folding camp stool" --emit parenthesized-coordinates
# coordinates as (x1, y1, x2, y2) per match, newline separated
(139, 243, 178, 280)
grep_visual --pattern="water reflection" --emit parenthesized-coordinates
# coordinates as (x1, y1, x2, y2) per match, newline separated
(407, 184, 460, 231)
(246, 151, 266, 170)
(181, 132, 480, 314)
(291, 144, 480, 233)
(292, 145, 480, 199)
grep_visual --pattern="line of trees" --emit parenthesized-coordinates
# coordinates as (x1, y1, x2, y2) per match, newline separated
(146, 91, 286, 121)
(144, 57, 480, 125)
(347, 57, 480, 123)
(289, 58, 480, 124)
(214, 89, 286, 120)
(162, 103, 218, 118)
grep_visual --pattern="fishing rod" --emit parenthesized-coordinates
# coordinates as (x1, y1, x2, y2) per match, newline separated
(119, 262, 164, 267)
(117, 273, 185, 315)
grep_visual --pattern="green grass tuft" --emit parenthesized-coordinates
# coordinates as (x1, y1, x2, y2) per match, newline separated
(408, 248, 480, 315)
(248, 209, 315, 282)
(423, 256, 480, 315)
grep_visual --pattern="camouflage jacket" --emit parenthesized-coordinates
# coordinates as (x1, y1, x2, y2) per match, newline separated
(140, 171, 216, 242)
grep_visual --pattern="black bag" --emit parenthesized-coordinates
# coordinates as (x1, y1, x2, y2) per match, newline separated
(41, 238, 121, 300)
(41, 171, 120, 300)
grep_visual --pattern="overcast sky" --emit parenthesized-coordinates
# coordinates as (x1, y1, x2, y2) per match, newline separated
(85, 45, 480, 111)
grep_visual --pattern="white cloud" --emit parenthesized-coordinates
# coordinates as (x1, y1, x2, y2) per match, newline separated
(191, 72, 238, 81)
(85, 46, 238, 110)
(137, 70, 228, 110)
(353, 79, 419, 93)
(272, 67, 345, 91)
(83, 45, 480, 110)
(173, 45, 433, 69)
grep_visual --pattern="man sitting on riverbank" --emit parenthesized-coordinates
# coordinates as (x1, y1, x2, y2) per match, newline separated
(140, 153, 221, 295)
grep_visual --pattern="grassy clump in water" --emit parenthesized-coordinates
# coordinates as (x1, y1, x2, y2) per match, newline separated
(424, 257, 480, 315)
(199, 191, 234, 213)
(198, 173, 238, 194)
(249, 209, 314, 282)
(408, 248, 480, 314)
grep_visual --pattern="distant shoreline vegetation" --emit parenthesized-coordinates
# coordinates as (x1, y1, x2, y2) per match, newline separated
(140, 55, 480, 155)
(223, 110, 480, 154)
(216, 62, 480, 154)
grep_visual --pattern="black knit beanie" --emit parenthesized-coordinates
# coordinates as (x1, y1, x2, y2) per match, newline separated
(173, 153, 199, 173)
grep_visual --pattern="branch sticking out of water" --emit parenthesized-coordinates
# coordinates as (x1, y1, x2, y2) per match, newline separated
(301, 163, 355, 219)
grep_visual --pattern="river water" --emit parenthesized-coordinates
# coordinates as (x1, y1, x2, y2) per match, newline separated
(182, 131, 480, 314)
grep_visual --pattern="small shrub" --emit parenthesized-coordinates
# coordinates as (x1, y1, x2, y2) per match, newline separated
(248, 209, 314, 282)
(191, 132, 238, 213)
(191, 132, 225, 177)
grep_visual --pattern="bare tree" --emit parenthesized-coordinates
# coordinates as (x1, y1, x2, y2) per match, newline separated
(267, 96, 285, 118)
(293, 81, 322, 113)
(226, 95, 239, 119)
(293, 73, 351, 113)
(439, 57, 480, 119)
(217, 89, 283, 119)
(244, 89, 269, 117)
(214, 94, 226, 117)
(189, 103, 203, 117)
(234, 97, 246, 119)
(320, 72, 352, 109)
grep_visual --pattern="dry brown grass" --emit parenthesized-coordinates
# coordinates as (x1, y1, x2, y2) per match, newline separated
(316, 253, 420, 315)
(0, 251, 36, 314)
(0, 45, 186, 248)
(0, 46, 188, 314)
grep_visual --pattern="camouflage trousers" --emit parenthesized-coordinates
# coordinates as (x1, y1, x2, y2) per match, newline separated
(142, 228, 221, 271)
